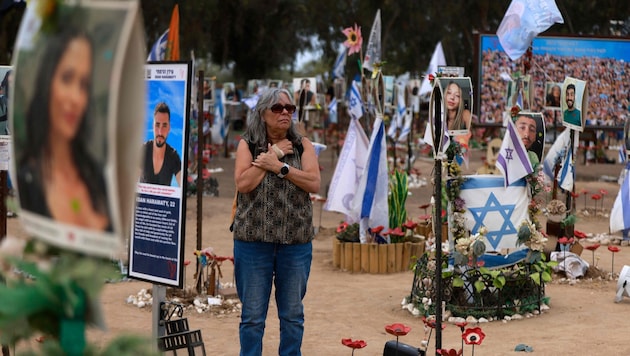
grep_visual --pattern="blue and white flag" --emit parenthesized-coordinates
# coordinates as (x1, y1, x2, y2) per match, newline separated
(542, 128, 576, 191)
(210, 103, 226, 145)
(348, 81, 363, 120)
(496, 0, 564, 60)
(610, 164, 630, 233)
(619, 145, 626, 164)
(328, 97, 337, 116)
(332, 44, 347, 79)
(242, 95, 259, 110)
(324, 118, 369, 220)
(147, 29, 169, 61)
(496, 119, 533, 186)
(459, 175, 529, 251)
(352, 116, 389, 243)
(398, 109, 413, 143)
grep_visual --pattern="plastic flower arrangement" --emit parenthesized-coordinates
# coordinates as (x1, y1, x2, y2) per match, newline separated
(452, 227, 487, 268)
(336, 221, 360, 242)
(546, 199, 567, 216)
(342, 23, 363, 56)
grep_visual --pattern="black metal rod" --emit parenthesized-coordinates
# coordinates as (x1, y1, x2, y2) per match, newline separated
(433, 159, 443, 353)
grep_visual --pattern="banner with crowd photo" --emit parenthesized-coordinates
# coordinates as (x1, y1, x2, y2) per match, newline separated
(458, 175, 529, 252)
(10, 0, 145, 258)
(128, 62, 191, 287)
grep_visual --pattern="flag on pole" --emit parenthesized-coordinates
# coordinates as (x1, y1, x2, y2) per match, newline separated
(363, 9, 382, 73)
(610, 164, 630, 233)
(542, 128, 576, 191)
(324, 118, 370, 220)
(166, 4, 180, 60)
(210, 104, 226, 145)
(418, 42, 446, 97)
(348, 81, 363, 120)
(496, 0, 563, 61)
(147, 29, 169, 61)
(332, 44, 347, 79)
(328, 97, 337, 117)
(496, 119, 533, 186)
(352, 116, 389, 243)
(387, 81, 406, 140)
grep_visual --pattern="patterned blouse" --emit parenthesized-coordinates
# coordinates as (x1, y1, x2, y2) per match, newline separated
(233, 140, 314, 244)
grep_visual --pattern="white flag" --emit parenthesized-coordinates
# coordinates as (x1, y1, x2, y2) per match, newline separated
(352, 116, 389, 242)
(610, 165, 630, 233)
(363, 9, 381, 73)
(348, 81, 363, 120)
(496, 119, 533, 186)
(497, 0, 564, 61)
(397, 110, 413, 143)
(558, 137, 576, 191)
(460, 175, 529, 252)
(418, 42, 446, 97)
(324, 118, 369, 220)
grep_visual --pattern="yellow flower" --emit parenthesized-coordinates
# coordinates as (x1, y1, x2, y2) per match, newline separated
(342, 23, 363, 55)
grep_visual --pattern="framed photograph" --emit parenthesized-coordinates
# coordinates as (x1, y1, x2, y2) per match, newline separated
(512, 111, 545, 164)
(130, 61, 191, 287)
(441, 77, 473, 136)
(561, 77, 587, 132)
(544, 82, 562, 108)
(10, 0, 143, 258)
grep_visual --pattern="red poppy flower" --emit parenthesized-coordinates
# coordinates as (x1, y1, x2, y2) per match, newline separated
(428, 74, 435, 82)
(403, 220, 418, 230)
(608, 245, 620, 253)
(418, 214, 432, 221)
(341, 338, 367, 349)
(581, 188, 588, 195)
(441, 209, 447, 218)
(462, 327, 486, 345)
(419, 203, 431, 210)
(422, 317, 446, 330)
(569, 191, 580, 198)
(454, 321, 468, 331)
(385, 323, 411, 336)
(599, 189, 608, 195)
(184, 260, 191, 266)
(437, 349, 462, 356)
(573, 230, 587, 239)
(391, 227, 405, 236)
(336, 222, 349, 233)
(585, 243, 600, 251)
(371, 225, 384, 234)
(558, 236, 574, 245)
(591, 194, 602, 200)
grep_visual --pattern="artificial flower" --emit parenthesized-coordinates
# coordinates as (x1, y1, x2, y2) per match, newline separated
(608, 245, 620, 253)
(337, 222, 349, 234)
(342, 23, 363, 55)
(403, 220, 418, 230)
(462, 327, 485, 345)
(385, 323, 411, 336)
(437, 349, 463, 356)
(341, 338, 367, 349)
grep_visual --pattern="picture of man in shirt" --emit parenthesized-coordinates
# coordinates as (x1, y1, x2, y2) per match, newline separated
(562, 83, 582, 128)
(140, 102, 182, 186)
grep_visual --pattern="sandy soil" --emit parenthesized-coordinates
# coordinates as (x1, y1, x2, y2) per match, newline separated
(6, 142, 630, 356)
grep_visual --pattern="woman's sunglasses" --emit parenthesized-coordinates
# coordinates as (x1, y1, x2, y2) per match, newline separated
(270, 103, 297, 114)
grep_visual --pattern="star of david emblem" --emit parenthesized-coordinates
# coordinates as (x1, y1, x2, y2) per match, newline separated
(504, 147, 514, 161)
(468, 192, 517, 250)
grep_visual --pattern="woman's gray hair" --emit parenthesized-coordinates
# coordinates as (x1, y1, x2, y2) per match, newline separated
(244, 87, 302, 148)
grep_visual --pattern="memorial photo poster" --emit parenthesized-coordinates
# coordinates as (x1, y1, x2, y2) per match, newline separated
(129, 61, 191, 287)
(10, 0, 142, 258)
(561, 77, 587, 132)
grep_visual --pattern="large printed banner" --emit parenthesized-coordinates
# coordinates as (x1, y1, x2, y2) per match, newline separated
(129, 62, 190, 287)
(10, 0, 145, 258)
(459, 175, 529, 252)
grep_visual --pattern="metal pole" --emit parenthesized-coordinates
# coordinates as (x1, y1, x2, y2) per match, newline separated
(433, 159, 443, 353)
(196, 70, 204, 293)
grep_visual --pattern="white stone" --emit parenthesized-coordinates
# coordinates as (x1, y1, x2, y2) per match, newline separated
(504, 315, 512, 321)
(511, 314, 523, 320)
(465, 316, 478, 323)
(478, 318, 489, 323)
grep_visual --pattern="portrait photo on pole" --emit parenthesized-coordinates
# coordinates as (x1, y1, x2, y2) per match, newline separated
(561, 77, 587, 132)
(512, 111, 545, 165)
(10, 0, 143, 258)
(129, 62, 190, 287)
(442, 77, 472, 137)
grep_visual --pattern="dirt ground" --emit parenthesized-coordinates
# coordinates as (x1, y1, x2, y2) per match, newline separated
(6, 141, 630, 355)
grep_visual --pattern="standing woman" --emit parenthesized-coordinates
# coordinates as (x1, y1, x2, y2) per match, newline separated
(17, 27, 111, 231)
(233, 87, 320, 355)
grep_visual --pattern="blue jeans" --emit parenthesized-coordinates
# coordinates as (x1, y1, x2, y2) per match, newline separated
(234, 240, 312, 356)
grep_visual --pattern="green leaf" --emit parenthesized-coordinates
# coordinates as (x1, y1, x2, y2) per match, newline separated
(474, 280, 486, 293)
(541, 271, 552, 283)
(453, 276, 465, 287)
(530, 272, 541, 285)
(493, 275, 506, 289)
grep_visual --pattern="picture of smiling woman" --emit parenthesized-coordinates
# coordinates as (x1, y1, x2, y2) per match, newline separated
(17, 27, 111, 231)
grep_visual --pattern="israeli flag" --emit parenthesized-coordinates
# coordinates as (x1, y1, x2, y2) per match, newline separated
(147, 29, 169, 61)
(543, 128, 571, 180)
(459, 175, 529, 251)
(332, 44, 347, 79)
(496, 119, 533, 186)
(348, 81, 363, 120)
(352, 116, 389, 242)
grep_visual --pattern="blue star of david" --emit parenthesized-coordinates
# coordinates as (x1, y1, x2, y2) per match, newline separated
(468, 192, 517, 250)
(504, 147, 514, 160)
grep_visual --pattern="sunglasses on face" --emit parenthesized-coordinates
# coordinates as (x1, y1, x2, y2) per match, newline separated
(270, 103, 296, 114)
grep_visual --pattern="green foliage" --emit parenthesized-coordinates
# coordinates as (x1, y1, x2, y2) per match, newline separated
(388, 170, 408, 230)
